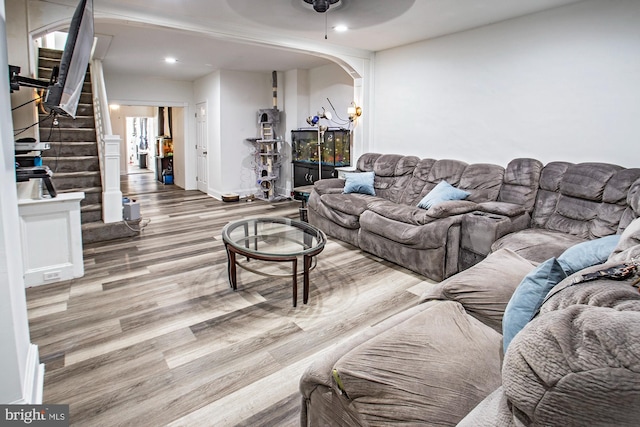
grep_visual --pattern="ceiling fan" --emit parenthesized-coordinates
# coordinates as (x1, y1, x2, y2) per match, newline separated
(226, 0, 416, 32)
(303, 0, 341, 13)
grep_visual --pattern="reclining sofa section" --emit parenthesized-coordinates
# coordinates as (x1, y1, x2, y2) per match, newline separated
(308, 153, 540, 281)
(308, 153, 640, 282)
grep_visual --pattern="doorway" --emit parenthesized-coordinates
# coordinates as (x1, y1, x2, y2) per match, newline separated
(126, 116, 155, 174)
(110, 105, 187, 189)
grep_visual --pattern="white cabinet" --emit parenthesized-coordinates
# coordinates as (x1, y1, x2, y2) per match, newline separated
(18, 192, 85, 287)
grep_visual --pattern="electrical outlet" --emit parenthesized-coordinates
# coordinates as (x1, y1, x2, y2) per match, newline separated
(43, 271, 61, 281)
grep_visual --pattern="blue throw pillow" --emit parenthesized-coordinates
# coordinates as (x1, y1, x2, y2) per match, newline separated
(343, 171, 375, 196)
(557, 235, 621, 275)
(417, 180, 470, 209)
(502, 257, 566, 352)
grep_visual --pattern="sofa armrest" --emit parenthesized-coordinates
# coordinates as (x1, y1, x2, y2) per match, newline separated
(459, 210, 531, 270)
(327, 301, 502, 425)
(477, 201, 526, 217)
(461, 211, 516, 256)
(426, 200, 479, 218)
(366, 200, 479, 226)
(300, 301, 439, 399)
(313, 178, 345, 195)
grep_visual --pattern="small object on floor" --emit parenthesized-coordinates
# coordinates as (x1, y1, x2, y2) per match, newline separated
(245, 194, 256, 202)
(222, 193, 240, 203)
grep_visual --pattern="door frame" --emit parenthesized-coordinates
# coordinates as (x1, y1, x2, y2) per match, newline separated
(196, 102, 208, 194)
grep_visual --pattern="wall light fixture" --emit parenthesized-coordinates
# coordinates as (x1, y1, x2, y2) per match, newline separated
(348, 102, 362, 122)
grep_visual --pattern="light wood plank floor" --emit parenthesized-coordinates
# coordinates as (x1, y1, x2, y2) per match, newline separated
(26, 172, 435, 426)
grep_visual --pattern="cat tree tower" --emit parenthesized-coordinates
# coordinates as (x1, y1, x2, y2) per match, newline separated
(246, 72, 283, 201)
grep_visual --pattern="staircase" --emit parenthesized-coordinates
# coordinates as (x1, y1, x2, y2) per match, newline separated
(37, 47, 138, 244)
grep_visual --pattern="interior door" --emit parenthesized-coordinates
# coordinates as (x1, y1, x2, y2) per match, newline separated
(196, 102, 208, 193)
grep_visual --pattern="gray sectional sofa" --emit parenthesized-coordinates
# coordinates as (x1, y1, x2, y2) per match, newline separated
(300, 154, 640, 426)
(308, 153, 640, 281)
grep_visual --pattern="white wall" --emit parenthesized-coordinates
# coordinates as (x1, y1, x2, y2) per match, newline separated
(191, 66, 355, 199)
(194, 69, 274, 198)
(308, 63, 354, 130)
(373, 0, 640, 168)
(1, 0, 42, 404)
(283, 69, 310, 193)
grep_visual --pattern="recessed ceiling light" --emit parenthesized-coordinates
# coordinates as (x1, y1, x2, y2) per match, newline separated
(334, 25, 348, 32)
(165, 57, 177, 64)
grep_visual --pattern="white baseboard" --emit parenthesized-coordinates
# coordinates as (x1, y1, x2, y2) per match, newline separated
(12, 344, 44, 404)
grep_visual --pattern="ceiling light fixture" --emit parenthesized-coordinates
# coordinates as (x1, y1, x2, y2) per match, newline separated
(303, 0, 339, 13)
(334, 24, 348, 32)
(164, 57, 177, 64)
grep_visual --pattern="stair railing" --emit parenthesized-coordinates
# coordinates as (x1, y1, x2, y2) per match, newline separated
(91, 59, 123, 223)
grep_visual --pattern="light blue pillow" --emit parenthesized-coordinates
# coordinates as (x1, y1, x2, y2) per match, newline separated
(343, 171, 375, 196)
(557, 235, 621, 275)
(502, 257, 566, 353)
(417, 180, 470, 209)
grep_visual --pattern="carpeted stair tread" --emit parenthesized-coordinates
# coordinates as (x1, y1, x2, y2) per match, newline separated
(81, 220, 139, 244)
(81, 203, 102, 213)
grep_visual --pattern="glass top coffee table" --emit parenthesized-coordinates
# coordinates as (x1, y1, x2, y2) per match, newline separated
(221, 217, 327, 307)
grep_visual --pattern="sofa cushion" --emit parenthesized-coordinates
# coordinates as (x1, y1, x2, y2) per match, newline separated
(502, 303, 640, 426)
(531, 162, 572, 229)
(557, 234, 621, 275)
(367, 200, 434, 226)
(497, 158, 543, 210)
(320, 193, 374, 216)
(417, 180, 469, 209)
(368, 199, 479, 226)
(343, 171, 375, 196)
(372, 154, 418, 177)
(491, 228, 586, 263)
(426, 159, 468, 187)
(627, 178, 640, 215)
(398, 158, 438, 205)
(355, 152, 382, 172)
(502, 258, 566, 352)
(542, 165, 640, 239)
(559, 163, 621, 202)
(330, 300, 503, 426)
(457, 387, 514, 427)
(609, 217, 640, 263)
(458, 163, 504, 203)
(421, 248, 536, 333)
(359, 210, 453, 248)
(617, 178, 640, 232)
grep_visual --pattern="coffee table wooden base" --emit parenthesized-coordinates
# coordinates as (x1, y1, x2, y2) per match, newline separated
(225, 243, 316, 307)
